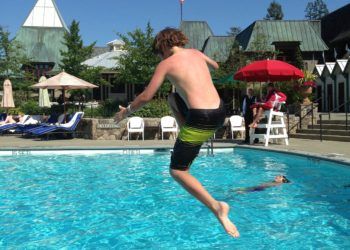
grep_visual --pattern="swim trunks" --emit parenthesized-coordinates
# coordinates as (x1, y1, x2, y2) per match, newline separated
(170, 93, 226, 171)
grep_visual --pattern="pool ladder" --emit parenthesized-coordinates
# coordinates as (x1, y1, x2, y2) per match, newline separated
(206, 138, 214, 156)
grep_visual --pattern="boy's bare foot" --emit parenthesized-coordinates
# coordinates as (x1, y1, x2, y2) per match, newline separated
(215, 201, 240, 238)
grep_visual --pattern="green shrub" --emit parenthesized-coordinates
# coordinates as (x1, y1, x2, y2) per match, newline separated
(83, 99, 123, 118)
(19, 100, 50, 115)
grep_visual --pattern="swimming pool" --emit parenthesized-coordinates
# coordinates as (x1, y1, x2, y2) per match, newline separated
(0, 148, 349, 248)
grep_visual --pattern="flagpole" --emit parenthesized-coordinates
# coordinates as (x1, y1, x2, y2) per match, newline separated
(180, 0, 184, 22)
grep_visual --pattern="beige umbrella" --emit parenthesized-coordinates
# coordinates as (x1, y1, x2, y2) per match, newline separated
(1, 79, 15, 113)
(38, 76, 51, 108)
(32, 71, 98, 119)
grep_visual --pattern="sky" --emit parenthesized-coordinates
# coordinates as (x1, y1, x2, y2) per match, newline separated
(0, 0, 349, 46)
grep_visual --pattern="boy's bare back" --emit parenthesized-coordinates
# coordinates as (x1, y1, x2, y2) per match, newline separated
(158, 48, 220, 109)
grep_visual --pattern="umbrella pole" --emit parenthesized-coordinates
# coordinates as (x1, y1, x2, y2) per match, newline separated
(63, 88, 66, 123)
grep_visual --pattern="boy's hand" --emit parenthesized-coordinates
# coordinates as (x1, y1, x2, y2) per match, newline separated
(114, 105, 128, 124)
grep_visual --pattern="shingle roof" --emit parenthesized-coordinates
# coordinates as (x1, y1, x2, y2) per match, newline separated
(202, 36, 235, 62)
(82, 50, 126, 69)
(180, 21, 214, 51)
(15, 27, 67, 71)
(91, 47, 110, 57)
(236, 20, 328, 52)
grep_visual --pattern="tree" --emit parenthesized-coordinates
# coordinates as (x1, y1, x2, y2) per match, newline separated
(227, 26, 242, 37)
(116, 22, 159, 85)
(60, 20, 96, 76)
(265, 1, 284, 20)
(305, 0, 329, 20)
(0, 26, 28, 79)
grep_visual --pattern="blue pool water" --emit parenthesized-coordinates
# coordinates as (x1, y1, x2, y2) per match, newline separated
(0, 148, 349, 249)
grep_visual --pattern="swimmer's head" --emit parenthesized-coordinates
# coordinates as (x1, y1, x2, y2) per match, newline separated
(152, 27, 189, 59)
(275, 175, 290, 183)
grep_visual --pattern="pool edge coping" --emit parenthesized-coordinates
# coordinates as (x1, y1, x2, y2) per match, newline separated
(1, 144, 349, 166)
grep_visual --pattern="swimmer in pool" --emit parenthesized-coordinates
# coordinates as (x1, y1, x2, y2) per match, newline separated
(236, 175, 290, 194)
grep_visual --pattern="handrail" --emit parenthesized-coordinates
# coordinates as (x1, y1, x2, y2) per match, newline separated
(287, 96, 322, 134)
(319, 100, 349, 141)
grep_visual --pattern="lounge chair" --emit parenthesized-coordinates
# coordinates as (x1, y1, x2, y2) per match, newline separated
(0, 115, 30, 134)
(127, 116, 144, 140)
(28, 112, 84, 139)
(229, 115, 245, 139)
(160, 116, 178, 140)
(24, 113, 67, 134)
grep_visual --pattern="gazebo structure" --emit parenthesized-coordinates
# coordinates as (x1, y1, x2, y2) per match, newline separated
(14, 0, 68, 79)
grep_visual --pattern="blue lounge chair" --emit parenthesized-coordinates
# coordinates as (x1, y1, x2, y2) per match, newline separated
(28, 112, 84, 139)
(23, 113, 66, 134)
(0, 115, 31, 134)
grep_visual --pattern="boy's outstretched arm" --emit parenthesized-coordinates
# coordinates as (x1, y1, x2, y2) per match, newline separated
(114, 63, 167, 123)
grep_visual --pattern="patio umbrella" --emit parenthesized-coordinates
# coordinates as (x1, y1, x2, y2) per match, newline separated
(32, 71, 98, 119)
(234, 59, 304, 82)
(38, 76, 51, 108)
(1, 79, 15, 113)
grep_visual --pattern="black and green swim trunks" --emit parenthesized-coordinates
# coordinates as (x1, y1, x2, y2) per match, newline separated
(170, 93, 226, 171)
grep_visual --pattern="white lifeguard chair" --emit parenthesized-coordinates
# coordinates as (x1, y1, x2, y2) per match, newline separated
(249, 100, 289, 147)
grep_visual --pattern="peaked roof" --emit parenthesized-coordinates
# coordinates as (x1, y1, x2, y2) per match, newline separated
(321, 3, 350, 44)
(202, 36, 235, 62)
(236, 20, 328, 52)
(180, 21, 214, 51)
(23, 0, 67, 30)
(83, 50, 126, 69)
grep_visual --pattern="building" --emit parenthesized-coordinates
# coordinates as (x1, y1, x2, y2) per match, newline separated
(180, 21, 235, 63)
(15, 0, 68, 79)
(83, 39, 127, 101)
(313, 4, 350, 112)
(235, 20, 328, 72)
(321, 3, 350, 61)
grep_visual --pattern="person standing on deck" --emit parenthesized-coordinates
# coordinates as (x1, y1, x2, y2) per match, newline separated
(115, 28, 239, 237)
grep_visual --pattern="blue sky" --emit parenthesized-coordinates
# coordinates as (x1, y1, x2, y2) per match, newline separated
(0, 0, 348, 46)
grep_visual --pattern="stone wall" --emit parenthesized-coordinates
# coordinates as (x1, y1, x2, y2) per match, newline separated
(76, 116, 300, 140)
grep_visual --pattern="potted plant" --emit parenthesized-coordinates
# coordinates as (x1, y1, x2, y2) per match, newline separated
(298, 70, 317, 105)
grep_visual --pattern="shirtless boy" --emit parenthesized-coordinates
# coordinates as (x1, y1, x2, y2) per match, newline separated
(114, 28, 239, 237)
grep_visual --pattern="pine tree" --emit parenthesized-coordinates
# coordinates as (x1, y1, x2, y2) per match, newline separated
(0, 26, 28, 78)
(265, 1, 284, 20)
(227, 26, 242, 37)
(59, 20, 96, 76)
(305, 0, 329, 20)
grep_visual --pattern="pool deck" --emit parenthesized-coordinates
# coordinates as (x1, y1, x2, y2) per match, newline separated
(0, 135, 349, 164)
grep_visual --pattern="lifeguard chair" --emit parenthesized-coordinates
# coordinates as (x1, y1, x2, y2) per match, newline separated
(249, 94, 289, 147)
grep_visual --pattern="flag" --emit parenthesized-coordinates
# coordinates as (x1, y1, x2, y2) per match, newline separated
(334, 48, 337, 60)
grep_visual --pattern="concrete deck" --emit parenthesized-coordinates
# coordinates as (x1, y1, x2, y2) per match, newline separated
(0, 135, 349, 164)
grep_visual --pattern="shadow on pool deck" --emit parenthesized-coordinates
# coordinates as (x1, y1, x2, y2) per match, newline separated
(0, 135, 349, 163)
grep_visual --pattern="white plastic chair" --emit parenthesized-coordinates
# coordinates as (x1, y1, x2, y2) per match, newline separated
(249, 100, 289, 147)
(160, 116, 178, 140)
(229, 115, 245, 139)
(127, 117, 144, 140)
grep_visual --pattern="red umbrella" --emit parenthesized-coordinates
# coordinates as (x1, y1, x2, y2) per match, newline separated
(234, 59, 304, 82)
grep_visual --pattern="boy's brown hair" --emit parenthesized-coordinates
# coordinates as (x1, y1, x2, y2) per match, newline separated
(152, 27, 189, 56)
